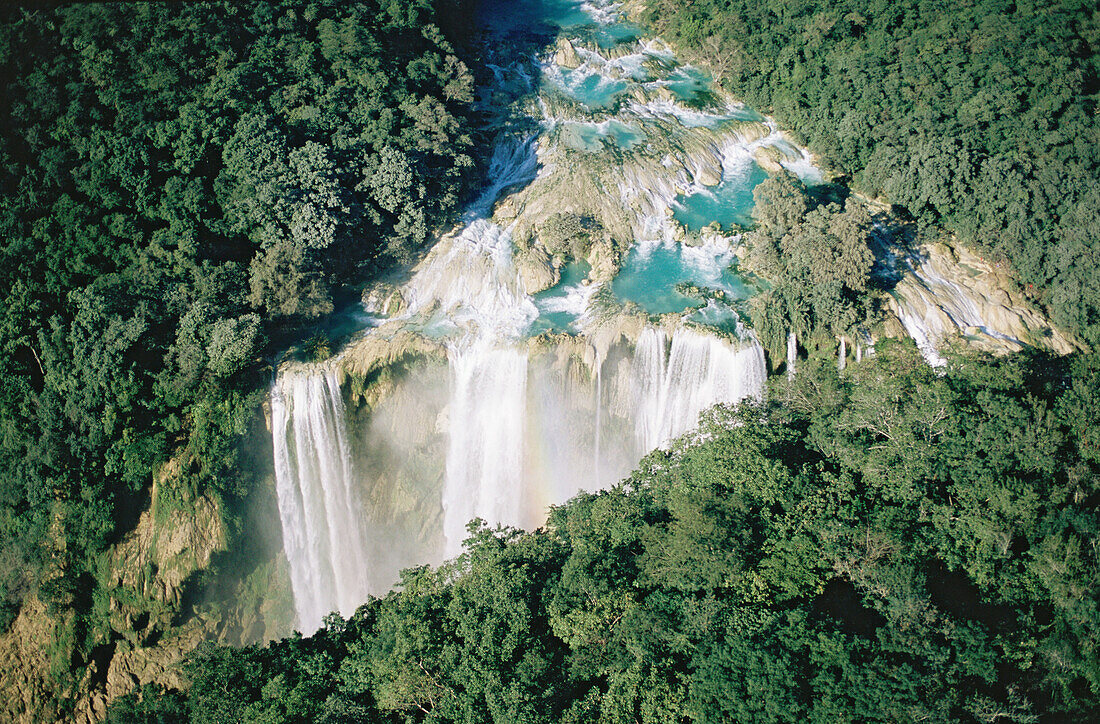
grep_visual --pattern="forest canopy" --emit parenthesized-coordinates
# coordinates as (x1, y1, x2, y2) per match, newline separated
(111, 346, 1100, 723)
(645, 0, 1100, 347)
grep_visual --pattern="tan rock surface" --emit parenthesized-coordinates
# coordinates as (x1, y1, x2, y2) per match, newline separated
(553, 36, 582, 69)
(0, 596, 61, 723)
(885, 240, 1080, 360)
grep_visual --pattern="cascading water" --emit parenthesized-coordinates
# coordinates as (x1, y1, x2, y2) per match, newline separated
(787, 330, 797, 379)
(633, 327, 765, 451)
(442, 344, 529, 557)
(271, 369, 371, 633)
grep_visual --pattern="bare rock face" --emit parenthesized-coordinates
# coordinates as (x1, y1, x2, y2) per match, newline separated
(339, 326, 448, 382)
(0, 459, 232, 724)
(0, 597, 61, 723)
(694, 163, 722, 187)
(515, 243, 560, 294)
(752, 144, 787, 174)
(886, 240, 1080, 362)
(363, 282, 407, 317)
(554, 37, 582, 69)
(586, 236, 625, 283)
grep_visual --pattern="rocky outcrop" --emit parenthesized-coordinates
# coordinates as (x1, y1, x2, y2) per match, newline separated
(0, 597, 62, 723)
(0, 457, 233, 724)
(885, 240, 1080, 363)
(554, 37, 581, 69)
(74, 620, 209, 724)
(338, 326, 448, 382)
(515, 243, 560, 293)
(362, 282, 407, 317)
(108, 462, 226, 624)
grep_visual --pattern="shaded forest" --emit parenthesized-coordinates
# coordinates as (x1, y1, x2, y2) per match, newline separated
(111, 346, 1100, 723)
(646, 0, 1100, 347)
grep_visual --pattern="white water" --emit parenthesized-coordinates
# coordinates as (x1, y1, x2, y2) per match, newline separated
(633, 327, 765, 451)
(892, 254, 1025, 367)
(787, 330, 797, 379)
(270, 370, 371, 633)
(268, 1, 798, 631)
(442, 344, 530, 557)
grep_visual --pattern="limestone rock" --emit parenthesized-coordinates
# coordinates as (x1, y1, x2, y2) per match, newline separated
(108, 466, 227, 622)
(339, 326, 447, 381)
(515, 244, 560, 294)
(753, 145, 786, 174)
(554, 37, 581, 69)
(0, 596, 61, 723)
(885, 239, 1080, 361)
(362, 282, 407, 317)
(695, 163, 721, 187)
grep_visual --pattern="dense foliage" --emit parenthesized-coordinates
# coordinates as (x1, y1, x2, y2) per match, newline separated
(646, 0, 1100, 347)
(743, 174, 875, 359)
(0, 0, 477, 643)
(114, 346, 1100, 722)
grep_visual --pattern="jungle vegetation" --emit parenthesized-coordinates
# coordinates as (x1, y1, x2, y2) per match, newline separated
(0, 0, 479, 679)
(0, 0, 1096, 720)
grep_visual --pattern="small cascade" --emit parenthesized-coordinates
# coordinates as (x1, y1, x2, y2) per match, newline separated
(271, 369, 371, 632)
(787, 330, 797, 379)
(633, 326, 765, 451)
(838, 336, 846, 372)
(632, 327, 669, 451)
(593, 352, 602, 490)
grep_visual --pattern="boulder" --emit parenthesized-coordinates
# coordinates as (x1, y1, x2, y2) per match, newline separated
(554, 37, 581, 69)
(515, 244, 560, 294)
(363, 282, 407, 317)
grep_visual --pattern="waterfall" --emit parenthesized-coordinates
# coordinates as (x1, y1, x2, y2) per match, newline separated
(264, 0, 832, 631)
(593, 353, 602, 490)
(787, 330, 797, 379)
(405, 141, 540, 557)
(442, 344, 529, 558)
(633, 326, 765, 451)
(838, 336, 846, 372)
(271, 370, 371, 633)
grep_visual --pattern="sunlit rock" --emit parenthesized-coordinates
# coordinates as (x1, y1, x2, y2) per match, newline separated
(887, 240, 1079, 365)
(554, 37, 582, 69)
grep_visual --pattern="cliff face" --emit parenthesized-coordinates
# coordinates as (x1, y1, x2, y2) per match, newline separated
(0, 596, 59, 722)
(0, 454, 292, 723)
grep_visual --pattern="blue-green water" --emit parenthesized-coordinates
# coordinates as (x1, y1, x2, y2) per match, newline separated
(611, 244, 754, 315)
(479, 0, 600, 36)
(553, 67, 628, 109)
(593, 22, 642, 48)
(663, 67, 712, 104)
(560, 120, 644, 152)
(673, 160, 768, 232)
(531, 261, 593, 332)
